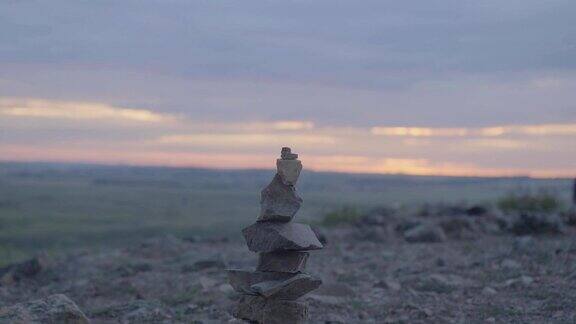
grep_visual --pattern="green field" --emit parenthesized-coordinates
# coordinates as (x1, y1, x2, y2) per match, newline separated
(0, 162, 571, 266)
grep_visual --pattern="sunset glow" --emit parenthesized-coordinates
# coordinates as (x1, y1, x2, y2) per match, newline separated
(1, 97, 574, 178)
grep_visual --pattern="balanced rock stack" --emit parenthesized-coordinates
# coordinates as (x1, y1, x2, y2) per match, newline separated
(228, 147, 323, 324)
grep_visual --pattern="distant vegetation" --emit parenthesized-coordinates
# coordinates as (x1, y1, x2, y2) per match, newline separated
(321, 206, 362, 226)
(0, 162, 572, 265)
(497, 190, 564, 214)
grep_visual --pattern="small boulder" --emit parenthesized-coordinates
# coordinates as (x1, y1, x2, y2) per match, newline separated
(562, 208, 576, 226)
(374, 277, 401, 291)
(0, 294, 90, 324)
(466, 205, 488, 216)
(0, 254, 49, 285)
(439, 218, 475, 239)
(509, 212, 563, 235)
(404, 224, 446, 243)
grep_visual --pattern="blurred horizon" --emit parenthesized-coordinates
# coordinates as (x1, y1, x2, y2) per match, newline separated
(1, 1, 575, 178)
(0, 158, 573, 181)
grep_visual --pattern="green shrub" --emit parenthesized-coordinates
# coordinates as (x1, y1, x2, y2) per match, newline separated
(321, 206, 361, 226)
(497, 191, 562, 214)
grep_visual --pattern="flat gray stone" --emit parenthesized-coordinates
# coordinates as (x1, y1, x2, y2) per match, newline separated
(258, 174, 303, 222)
(251, 273, 322, 300)
(243, 222, 323, 253)
(234, 295, 307, 324)
(276, 159, 302, 186)
(0, 294, 90, 324)
(404, 224, 446, 243)
(227, 269, 294, 294)
(257, 251, 309, 273)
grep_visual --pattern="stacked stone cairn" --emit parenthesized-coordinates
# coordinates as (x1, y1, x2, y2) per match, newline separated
(228, 147, 323, 324)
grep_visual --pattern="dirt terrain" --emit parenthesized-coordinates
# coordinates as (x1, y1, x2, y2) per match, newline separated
(1, 206, 576, 323)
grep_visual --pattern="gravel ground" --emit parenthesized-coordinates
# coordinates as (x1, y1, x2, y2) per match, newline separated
(2, 213, 576, 323)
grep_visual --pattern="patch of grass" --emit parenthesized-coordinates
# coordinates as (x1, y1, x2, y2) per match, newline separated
(321, 206, 362, 226)
(0, 244, 29, 267)
(497, 191, 563, 214)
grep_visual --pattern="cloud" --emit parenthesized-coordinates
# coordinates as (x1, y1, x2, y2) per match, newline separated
(156, 133, 335, 148)
(0, 98, 174, 123)
(1, 96, 574, 177)
(371, 123, 576, 137)
(1, 0, 575, 87)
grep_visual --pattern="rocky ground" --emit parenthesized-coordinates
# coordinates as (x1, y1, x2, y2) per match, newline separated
(1, 206, 576, 323)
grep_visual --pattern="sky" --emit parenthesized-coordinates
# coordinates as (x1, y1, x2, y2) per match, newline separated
(0, 0, 575, 177)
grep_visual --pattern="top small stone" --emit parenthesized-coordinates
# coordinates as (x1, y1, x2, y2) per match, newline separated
(281, 147, 298, 160)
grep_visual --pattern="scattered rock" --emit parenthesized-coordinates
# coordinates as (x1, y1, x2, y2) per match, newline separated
(258, 174, 303, 222)
(482, 286, 497, 296)
(0, 254, 49, 285)
(374, 277, 401, 291)
(199, 276, 219, 291)
(115, 262, 152, 277)
(435, 258, 446, 267)
(242, 222, 323, 252)
(404, 224, 446, 243)
(561, 208, 576, 226)
(395, 218, 422, 234)
(411, 274, 470, 294)
(500, 259, 521, 271)
(502, 275, 534, 288)
(0, 294, 90, 324)
(513, 236, 535, 253)
(89, 300, 166, 321)
(315, 282, 355, 297)
(257, 251, 309, 273)
(509, 213, 563, 235)
(439, 218, 475, 239)
(466, 205, 488, 216)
